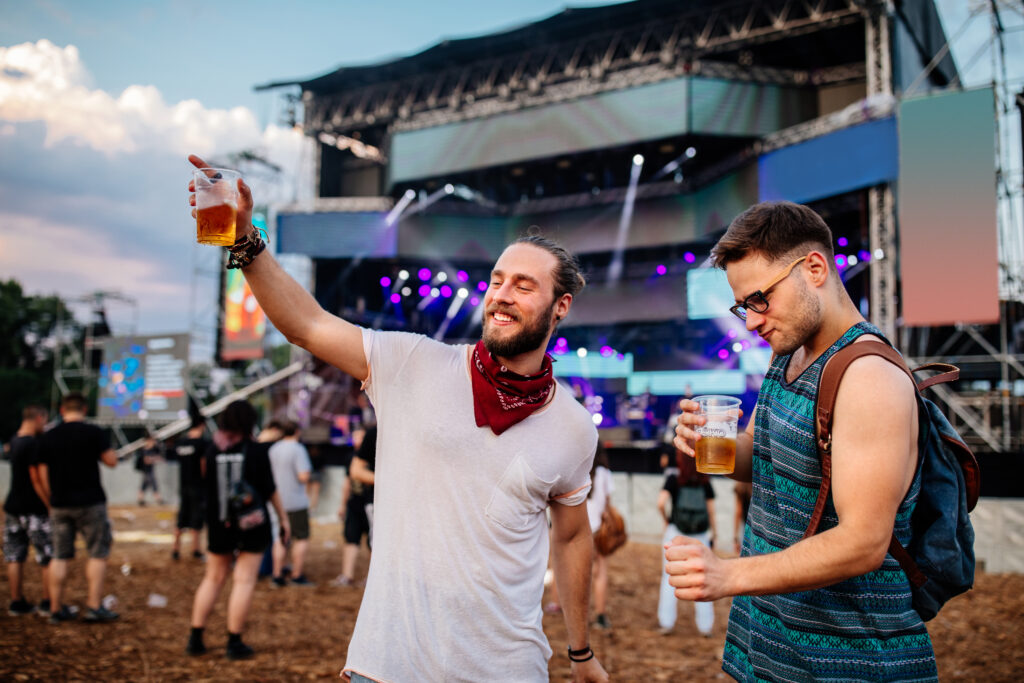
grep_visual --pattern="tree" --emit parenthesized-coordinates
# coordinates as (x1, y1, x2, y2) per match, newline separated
(0, 279, 80, 439)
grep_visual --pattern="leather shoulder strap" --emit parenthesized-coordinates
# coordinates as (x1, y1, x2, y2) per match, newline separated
(803, 341, 916, 539)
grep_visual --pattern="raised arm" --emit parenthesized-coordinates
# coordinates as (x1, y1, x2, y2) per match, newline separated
(187, 155, 368, 381)
(665, 356, 918, 600)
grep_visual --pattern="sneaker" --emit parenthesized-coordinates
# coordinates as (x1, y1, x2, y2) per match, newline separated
(657, 626, 674, 636)
(290, 575, 315, 587)
(226, 640, 254, 660)
(172, 550, 181, 561)
(49, 605, 79, 624)
(270, 576, 287, 589)
(594, 614, 612, 630)
(329, 575, 353, 587)
(192, 550, 204, 560)
(185, 636, 207, 656)
(83, 606, 120, 623)
(37, 599, 51, 617)
(8, 598, 35, 616)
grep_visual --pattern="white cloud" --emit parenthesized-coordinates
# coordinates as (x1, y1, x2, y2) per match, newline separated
(0, 39, 310, 175)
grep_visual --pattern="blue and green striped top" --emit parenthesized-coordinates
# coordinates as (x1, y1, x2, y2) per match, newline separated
(723, 322, 937, 682)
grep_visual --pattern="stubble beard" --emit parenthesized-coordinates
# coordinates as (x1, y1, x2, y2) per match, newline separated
(482, 300, 557, 360)
(770, 286, 822, 357)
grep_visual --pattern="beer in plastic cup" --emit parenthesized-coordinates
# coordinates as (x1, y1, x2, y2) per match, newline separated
(693, 395, 741, 474)
(193, 168, 240, 246)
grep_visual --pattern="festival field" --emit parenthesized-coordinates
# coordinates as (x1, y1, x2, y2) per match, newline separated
(1, 505, 1021, 682)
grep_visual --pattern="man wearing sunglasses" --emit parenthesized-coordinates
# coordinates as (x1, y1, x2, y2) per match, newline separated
(667, 201, 935, 681)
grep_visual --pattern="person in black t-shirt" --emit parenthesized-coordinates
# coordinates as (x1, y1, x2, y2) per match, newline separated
(172, 420, 209, 561)
(135, 435, 165, 506)
(332, 425, 375, 587)
(186, 400, 290, 660)
(3, 405, 53, 616)
(656, 450, 716, 637)
(36, 393, 119, 624)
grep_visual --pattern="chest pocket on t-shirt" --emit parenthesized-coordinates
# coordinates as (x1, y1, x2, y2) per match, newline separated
(485, 455, 557, 532)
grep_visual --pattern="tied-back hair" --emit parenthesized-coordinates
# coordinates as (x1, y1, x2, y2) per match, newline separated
(712, 200, 836, 270)
(219, 400, 259, 439)
(514, 230, 586, 300)
(587, 443, 610, 499)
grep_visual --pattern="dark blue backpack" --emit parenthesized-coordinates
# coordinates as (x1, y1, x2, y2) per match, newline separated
(805, 341, 981, 621)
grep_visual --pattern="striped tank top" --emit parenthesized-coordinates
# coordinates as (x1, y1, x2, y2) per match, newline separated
(723, 322, 938, 682)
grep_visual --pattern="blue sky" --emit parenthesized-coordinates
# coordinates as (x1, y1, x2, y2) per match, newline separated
(0, 0, 1020, 352)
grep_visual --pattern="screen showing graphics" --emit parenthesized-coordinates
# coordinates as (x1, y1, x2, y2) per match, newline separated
(221, 268, 266, 361)
(98, 334, 189, 421)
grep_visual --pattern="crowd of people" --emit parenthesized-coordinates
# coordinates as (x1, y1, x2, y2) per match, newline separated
(0, 165, 946, 681)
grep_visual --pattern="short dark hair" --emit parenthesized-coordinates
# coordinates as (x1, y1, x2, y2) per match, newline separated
(513, 231, 586, 300)
(22, 405, 47, 421)
(61, 392, 88, 413)
(219, 400, 258, 437)
(712, 201, 835, 269)
(280, 420, 299, 437)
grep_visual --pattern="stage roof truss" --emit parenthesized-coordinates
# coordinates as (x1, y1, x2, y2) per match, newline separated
(296, 0, 867, 137)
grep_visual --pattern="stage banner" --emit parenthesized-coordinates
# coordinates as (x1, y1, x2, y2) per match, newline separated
(98, 334, 189, 421)
(898, 88, 999, 326)
(221, 268, 266, 362)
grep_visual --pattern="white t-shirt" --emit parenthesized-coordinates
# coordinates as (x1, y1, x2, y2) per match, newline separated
(586, 466, 614, 534)
(267, 439, 311, 512)
(343, 330, 597, 683)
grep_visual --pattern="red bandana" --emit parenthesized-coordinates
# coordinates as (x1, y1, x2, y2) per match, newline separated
(471, 341, 554, 436)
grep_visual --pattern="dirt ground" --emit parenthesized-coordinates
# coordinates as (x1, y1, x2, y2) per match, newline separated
(1, 505, 1021, 682)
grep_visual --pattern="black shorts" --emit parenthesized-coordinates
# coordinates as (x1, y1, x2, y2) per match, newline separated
(343, 497, 371, 547)
(206, 513, 271, 555)
(287, 509, 310, 541)
(177, 492, 205, 531)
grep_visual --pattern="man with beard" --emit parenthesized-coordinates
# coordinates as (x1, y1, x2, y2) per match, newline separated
(667, 201, 936, 681)
(186, 155, 607, 683)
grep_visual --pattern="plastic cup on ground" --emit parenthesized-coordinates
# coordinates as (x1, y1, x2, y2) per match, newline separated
(193, 168, 240, 246)
(693, 395, 741, 474)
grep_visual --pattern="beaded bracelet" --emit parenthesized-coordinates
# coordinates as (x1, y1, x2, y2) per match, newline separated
(226, 227, 267, 270)
(567, 645, 594, 663)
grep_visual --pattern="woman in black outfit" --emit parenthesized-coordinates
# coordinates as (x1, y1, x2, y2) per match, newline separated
(186, 401, 290, 659)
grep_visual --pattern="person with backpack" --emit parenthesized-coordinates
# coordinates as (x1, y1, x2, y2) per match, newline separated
(656, 448, 715, 637)
(667, 201, 944, 681)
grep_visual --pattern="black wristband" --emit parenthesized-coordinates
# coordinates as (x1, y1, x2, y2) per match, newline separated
(226, 228, 266, 270)
(568, 645, 594, 662)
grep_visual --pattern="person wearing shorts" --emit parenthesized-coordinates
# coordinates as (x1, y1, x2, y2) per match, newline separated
(334, 425, 375, 588)
(3, 405, 53, 616)
(173, 420, 209, 560)
(186, 400, 289, 660)
(36, 393, 119, 624)
(268, 421, 314, 587)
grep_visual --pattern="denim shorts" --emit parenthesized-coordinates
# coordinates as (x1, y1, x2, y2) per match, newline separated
(51, 503, 113, 560)
(3, 514, 53, 565)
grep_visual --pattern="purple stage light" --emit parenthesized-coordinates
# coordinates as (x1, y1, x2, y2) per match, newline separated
(858, 250, 871, 262)
(717, 349, 730, 360)
(655, 264, 667, 276)
(380, 276, 391, 287)
(600, 345, 613, 357)
(837, 237, 849, 247)
(440, 285, 453, 298)
(727, 329, 738, 339)
(477, 281, 488, 292)
(418, 268, 432, 281)
(457, 270, 469, 282)
(741, 340, 750, 349)
(835, 255, 847, 268)
(470, 296, 480, 306)
(418, 284, 430, 297)
(616, 353, 625, 361)
(556, 337, 568, 347)
(390, 293, 401, 304)
(683, 252, 696, 264)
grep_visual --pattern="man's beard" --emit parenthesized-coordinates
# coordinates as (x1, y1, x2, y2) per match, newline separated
(770, 285, 822, 357)
(482, 300, 557, 360)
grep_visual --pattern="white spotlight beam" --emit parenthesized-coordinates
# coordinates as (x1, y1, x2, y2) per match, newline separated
(434, 289, 470, 340)
(385, 189, 417, 226)
(607, 155, 644, 284)
(403, 185, 454, 220)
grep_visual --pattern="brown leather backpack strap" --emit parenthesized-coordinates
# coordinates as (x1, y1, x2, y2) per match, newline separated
(888, 535, 928, 588)
(911, 363, 960, 391)
(804, 341, 916, 539)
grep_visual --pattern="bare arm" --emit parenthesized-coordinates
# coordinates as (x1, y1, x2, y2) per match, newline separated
(549, 501, 608, 683)
(188, 154, 367, 380)
(100, 448, 118, 468)
(666, 357, 918, 599)
(674, 400, 756, 483)
(349, 456, 375, 486)
(270, 490, 291, 546)
(657, 489, 670, 527)
(30, 464, 50, 509)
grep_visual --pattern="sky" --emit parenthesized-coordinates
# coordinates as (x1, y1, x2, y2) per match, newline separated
(0, 0, 1021, 356)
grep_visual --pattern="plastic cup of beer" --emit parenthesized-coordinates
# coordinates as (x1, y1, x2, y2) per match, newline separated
(193, 168, 240, 246)
(693, 395, 741, 474)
